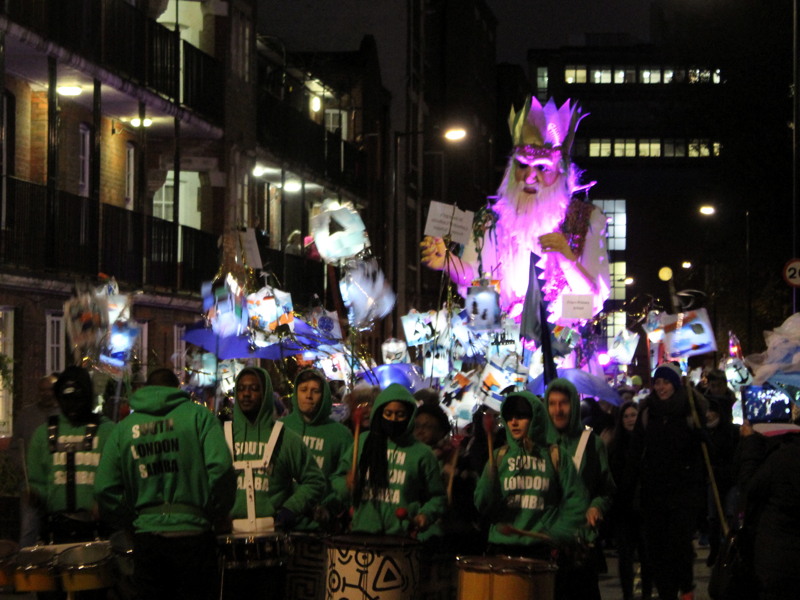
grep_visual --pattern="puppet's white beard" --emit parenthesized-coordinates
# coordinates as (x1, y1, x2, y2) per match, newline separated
(495, 180, 569, 252)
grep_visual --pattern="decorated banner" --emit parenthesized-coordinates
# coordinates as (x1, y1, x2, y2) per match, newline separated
(401, 310, 437, 347)
(476, 356, 528, 411)
(311, 199, 370, 263)
(465, 284, 502, 332)
(608, 328, 640, 365)
(659, 308, 717, 360)
(382, 338, 410, 364)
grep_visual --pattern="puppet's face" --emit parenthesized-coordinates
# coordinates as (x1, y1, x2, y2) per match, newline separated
(512, 147, 563, 195)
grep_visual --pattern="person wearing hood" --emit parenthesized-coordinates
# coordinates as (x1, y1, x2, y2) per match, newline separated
(226, 366, 325, 529)
(27, 366, 115, 546)
(545, 378, 616, 600)
(474, 390, 587, 558)
(623, 363, 707, 600)
(94, 368, 236, 600)
(333, 383, 446, 535)
(280, 368, 351, 531)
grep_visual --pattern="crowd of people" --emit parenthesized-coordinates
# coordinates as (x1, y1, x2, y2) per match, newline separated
(7, 360, 800, 600)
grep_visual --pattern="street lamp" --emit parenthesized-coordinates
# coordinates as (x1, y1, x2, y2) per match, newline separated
(389, 126, 468, 332)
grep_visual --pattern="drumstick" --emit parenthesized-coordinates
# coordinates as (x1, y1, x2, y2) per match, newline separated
(445, 439, 460, 506)
(395, 507, 418, 539)
(483, 412, 495, 475)
(499, 523, 552, 541)
(347, 404, 366, 490)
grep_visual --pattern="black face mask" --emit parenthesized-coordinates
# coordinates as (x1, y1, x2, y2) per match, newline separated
(379, 417, 408, 439)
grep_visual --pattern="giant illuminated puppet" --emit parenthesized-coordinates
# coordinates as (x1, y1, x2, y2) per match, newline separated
(421, 97, 610, 358)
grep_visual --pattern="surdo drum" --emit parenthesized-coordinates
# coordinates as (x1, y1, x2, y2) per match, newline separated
(57, 541, 114, 592)
(13, 546, 60, 592)
(325, 535, 420, 600)
(217, 533, 289, 569)
(456, 555, 556, 600)
(284, 533, 326, 600)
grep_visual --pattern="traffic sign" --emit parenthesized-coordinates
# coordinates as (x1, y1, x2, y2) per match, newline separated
(783, 258, 800, 287)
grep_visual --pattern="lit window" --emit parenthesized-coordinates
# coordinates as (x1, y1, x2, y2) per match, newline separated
(125, 143, 135, 208)
(614, 139, 636, 157)
(46, 312, 65, 375)
(153, 185, 174, 220)
(589, 138, 612, 157)
(713, 69, 722, 84)
(536, 67, 549, 95)
(640, 67, 661, 84)
(688, 139, 711, 157)
(614, 68, 636, 84)
(0, 308, 13, 437)
(564, 65, 587, 84)
(591, 68, 612, 84)
(638, 139, 662, 157)
(78, 123, 91, 197)
(663, 68, 674, 83)
(713, 142, 722, 156)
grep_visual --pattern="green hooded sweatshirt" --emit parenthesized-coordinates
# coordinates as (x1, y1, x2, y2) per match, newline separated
(474, 391, 588, 547)
(28, 413, 115, 515)
(94, 386, 236, 533)
(280, 370, 351, 530)
(229, 367, 325, 521)
(332, 383, 446, 535)
(544, 378, 616, 541)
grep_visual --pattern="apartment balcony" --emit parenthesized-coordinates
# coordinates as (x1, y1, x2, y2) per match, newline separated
(0, 175, 216, 293)
(258, 92, 367, 196)
(1, 0, 223, 126)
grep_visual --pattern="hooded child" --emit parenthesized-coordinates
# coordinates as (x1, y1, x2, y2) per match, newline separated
(333, 383, 446, 536)
(280, 368, 351, 531)
(474, 390, 587, 558)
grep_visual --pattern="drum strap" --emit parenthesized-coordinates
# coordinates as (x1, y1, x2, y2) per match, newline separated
(572, 428, 592, 472)
(225, 421, 284, 531)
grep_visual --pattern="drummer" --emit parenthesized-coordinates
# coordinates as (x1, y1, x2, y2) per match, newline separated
(474, 391, 587, 559)
(26, 366, 115, 545)
(279, 368, 351, 531)
(94, 368, 236, 600)
(333, 383, 446, 536)
(222, 367, 325, 599)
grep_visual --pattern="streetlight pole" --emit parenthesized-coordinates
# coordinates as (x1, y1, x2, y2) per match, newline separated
(793, 0, 799, 313)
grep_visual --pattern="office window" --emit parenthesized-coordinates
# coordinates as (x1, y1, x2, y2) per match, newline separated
(231, 7, 252, 83)
(663, 139, 686, 157)
(78, 123, 91, 197)
(536, 67, 549, 102)
(590, 68, 612, 84)
(589, 139, 612, 157)
(663, 68, 675, 83)
(0, 308, 12, 437)
(46, 312, 65, 375)
(593, 199, 627, 252)
(614, 68, 636, 84)
(638, 139, 662, 157)
(688, 139, 711, 157)
(713, 69, 722, 84)
(564, 65, 587, 84)
(572, 138, 587, 157)
(614, 139, 636, 157)
(712, 142, 722, 156)
(609, 263, 627, 301)
(606, 310, 628, 352)
(640, 68, 661, 84)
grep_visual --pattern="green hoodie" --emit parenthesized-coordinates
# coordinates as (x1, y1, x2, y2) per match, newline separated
(94, 386, 235, 533)
(332, 383, 446, 535)
(280, 370, 352, 530)
(474, 391, 588, 547)
(544, 377, 616, 539)
(28, 413, 115, 515)
(229, 367, 325, 521)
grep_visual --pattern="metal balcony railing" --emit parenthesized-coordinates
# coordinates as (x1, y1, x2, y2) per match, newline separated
(2, 0, 221, 123)
(0, 176, 218, 293)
